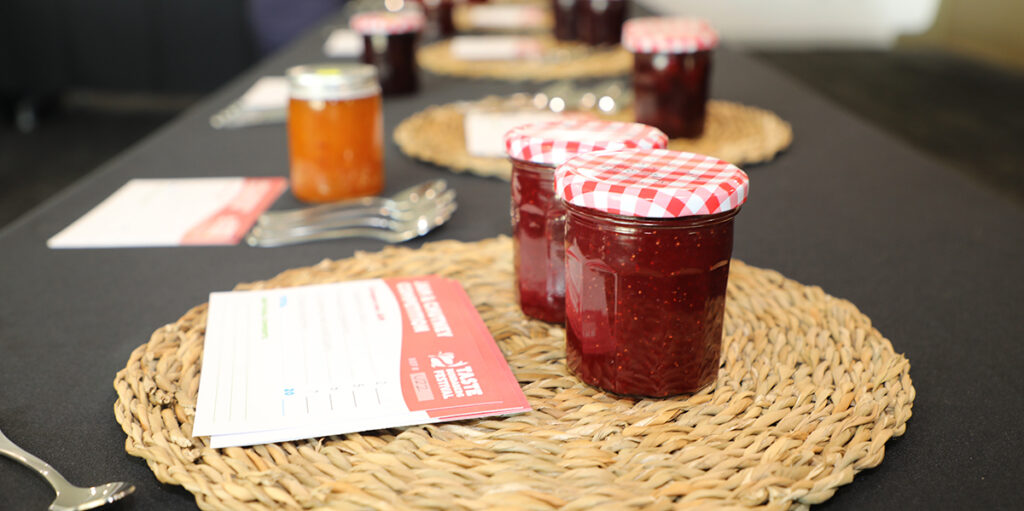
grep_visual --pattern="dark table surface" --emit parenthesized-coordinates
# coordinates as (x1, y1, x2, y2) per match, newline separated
(2, 8, 1024, 511)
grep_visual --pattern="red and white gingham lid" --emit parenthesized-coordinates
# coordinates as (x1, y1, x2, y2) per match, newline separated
(504, 119, 668, 166)
(622, 17, 718, 54)
(555, 148, 749, 218)
(350, 10, 426, 35)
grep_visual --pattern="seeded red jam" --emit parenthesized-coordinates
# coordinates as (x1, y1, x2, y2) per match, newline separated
(511, 158, 566, 323)
(417, 0, 456, 38)
(623, 18, 718, 139)
(633, 50, 711, 139)
(361, 32, 419, 95)
(351, 11, 424, 96)
(552, 0, 578, 41)
(576, 0, 627, 45)
(505, 120, 669, 324)
(555, 148, 748, 397)
(564, 204, 737, 396)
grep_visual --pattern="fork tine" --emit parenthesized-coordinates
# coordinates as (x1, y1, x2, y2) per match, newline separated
(246, 196, 457, 247)
(258, 180, 448, 228)
(255, 190, 456, 237)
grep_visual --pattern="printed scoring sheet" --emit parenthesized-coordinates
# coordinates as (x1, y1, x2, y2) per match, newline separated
(192, 276, 530, 447)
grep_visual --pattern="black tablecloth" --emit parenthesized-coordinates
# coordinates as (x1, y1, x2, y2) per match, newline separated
(2, 9, 1023, 511)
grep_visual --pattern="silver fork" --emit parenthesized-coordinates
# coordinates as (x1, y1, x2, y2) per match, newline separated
(254, 189, 456, 237)
(258, 179, 449, 230)
(246, 197, 458, 247)
(0, 427, 134, 510)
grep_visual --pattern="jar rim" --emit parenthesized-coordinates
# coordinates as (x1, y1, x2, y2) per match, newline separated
(287, 63, 380, 100)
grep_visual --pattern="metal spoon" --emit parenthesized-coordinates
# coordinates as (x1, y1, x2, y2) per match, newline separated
(0, 427, 134, 510)
(258, 179, 449, 229)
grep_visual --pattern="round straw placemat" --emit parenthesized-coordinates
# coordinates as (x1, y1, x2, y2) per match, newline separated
(452, 1, 554, 34)
(114, 236, 913, 511)
(394, 97, 793, 180)
(417, 37, 632, 81)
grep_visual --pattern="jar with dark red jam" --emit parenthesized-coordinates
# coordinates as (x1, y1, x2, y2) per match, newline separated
(411, 0, 456, 39)
(555, 148, 749, 397)
(350, 10, 426, 95)
(552, 0, 577, 41)
(622, 17, 719, 139)
(504, 120, 668, 324)
(577, 0, 627, 45)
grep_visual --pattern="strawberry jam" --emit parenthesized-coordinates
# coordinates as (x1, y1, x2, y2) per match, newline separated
(511, 158, 568, 323)
(505, 120, 669, 324)
(633, 50, 711, 139)
(623, 17, 719, 139)
(555, 148, 749, 396)
(564, 205, 737, 396)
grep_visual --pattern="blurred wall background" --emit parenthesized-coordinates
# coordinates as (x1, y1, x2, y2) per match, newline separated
(903, 0, 1024, 70)
(639, 0, 1024, 71)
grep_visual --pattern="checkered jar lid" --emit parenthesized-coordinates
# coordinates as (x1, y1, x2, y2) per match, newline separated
(622, 17, 718, 54)
(555, 148, 749, 218)
(350, 10, 426, 35)
(504, 119, 668, 167)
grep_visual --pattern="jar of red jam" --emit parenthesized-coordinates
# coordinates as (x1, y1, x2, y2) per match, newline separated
(552, 0, 577, 41)
(555, 149, 749, 396)
(622, 17, 718, 139)
(287, 63, 383, 203)
(504, 119, 668, 324)
(412, 0, 456, 39)
(576, 0, 627, 46)
(350, 10, 425, 95)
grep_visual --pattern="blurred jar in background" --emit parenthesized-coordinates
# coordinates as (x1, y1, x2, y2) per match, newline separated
(577, 0, 627, 45)
(623, 17, 718, 139)
(286, 63, 384, 203)
(350, 9, 426, 95)
(411, 0, 457, 39)
(552, 0, 577, 41)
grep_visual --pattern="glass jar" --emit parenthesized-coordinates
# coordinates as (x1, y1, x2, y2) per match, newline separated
(576, 0, 627, 45)
(504, 120, 668, 323)
(286, 63, 383, 203)
(552, 0, 577, 41)
(555, 149, 749, 397)
(623, 17, 718, 139)
(415, 0, 456, 39)
(350, 10, 426, 95)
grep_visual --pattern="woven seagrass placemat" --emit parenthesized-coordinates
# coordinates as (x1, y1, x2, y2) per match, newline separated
(452, 1, 554, 34)
(114, 236, 913, 511)
(394, 97, 794, 180)
(417, 37, 632, 81)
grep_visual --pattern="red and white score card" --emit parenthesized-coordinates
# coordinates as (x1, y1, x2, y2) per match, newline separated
(192, 276, 531, 448)
(47, 177, 287, 248)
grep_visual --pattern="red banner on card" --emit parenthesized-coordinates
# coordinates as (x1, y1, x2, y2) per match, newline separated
(387, 276, 530, 420)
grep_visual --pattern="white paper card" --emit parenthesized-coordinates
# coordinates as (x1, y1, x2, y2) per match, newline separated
(238, 76, 289, 111)
(450, 36, 544, 61)
(192, 276, 531, 448)
(47, 177, 287, 248)
(323, 29, 364, 58)
(464, 109, 563, 157)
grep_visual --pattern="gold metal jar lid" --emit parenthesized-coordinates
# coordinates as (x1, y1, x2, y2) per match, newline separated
(286, 63, 380, 101)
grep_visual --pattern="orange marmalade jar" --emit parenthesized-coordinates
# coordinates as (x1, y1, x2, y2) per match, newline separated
(286, 63, 383, 203)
